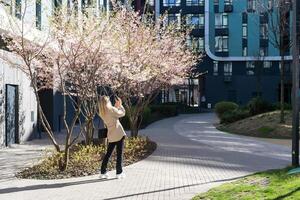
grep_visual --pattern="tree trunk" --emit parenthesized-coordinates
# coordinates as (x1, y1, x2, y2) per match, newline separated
(63, 147, 70, 171)
(280, 54, 285, 123)
(58, 147, 70, 171)
(130, 127, 139, 137)
(59, 129, 71, 171)
(130, 118, 139, 137)
(85, 118, 94, 145)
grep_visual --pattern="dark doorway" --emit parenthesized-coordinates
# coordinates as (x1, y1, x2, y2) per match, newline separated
(5, 84, 19, 146)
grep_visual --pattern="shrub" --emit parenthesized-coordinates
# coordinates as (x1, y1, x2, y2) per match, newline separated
(247, 97, 275, 116)
(120, 106, 152, 130)
(141, 106, 152, 126)
(220, 108, 250, 124)
(149, 104, 178, 117)
(215, 101, 239, 118)
(274, 102, 292, 110)
(17, 136, 156, 179)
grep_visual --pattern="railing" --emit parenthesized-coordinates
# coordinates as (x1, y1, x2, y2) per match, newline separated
(186, 0, 204, 6)
(163, 0, 181, 6)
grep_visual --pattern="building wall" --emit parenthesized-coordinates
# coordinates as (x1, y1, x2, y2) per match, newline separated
(154, 0, 293, 108)
(0, 0, 49, 146)
(0, 53, 37, 147)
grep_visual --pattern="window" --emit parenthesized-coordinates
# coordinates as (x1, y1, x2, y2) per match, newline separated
(224, 0, 232, 5)
(243, 46, 248, 56)
(163, 0, 181, 6)
(279, 62, 291, 73)
(246, 61, 255, 75)
(213, 61, 218, 75)
(187, 36, 204, 52)
(268, 0, 273, 10)
(36, 1, 42, 30)
(167, 13, 181, 26)
(214, 0, 219, 5)
(15, 0, 21, 19)
(186, 0, 204, 6)
(224, 62, 232, 76)
(242, 23, 248, 39)
(248, 0, 256, 11)
(260, 24, 268, 39)
(186, 14, 204, 29)
(242, 12, 248, 23)
(264, 61, 272, 68)
(198, 37, 205, 51)
(215, 13, 228, 28)
(260, 12, 268, 23)
(260, 47, 268, 56)
(215, 36, 228, 52)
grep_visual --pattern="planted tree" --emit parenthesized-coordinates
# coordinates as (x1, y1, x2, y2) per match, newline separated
(106, 7, 199, 137)
(50, 9, 112, 145)
(255, 0, 293, 123)
(1, 5, 111, 170)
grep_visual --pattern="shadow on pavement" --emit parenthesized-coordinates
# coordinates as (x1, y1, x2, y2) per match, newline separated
(0, 177, 117, 194)
(102, 176, 247, 200)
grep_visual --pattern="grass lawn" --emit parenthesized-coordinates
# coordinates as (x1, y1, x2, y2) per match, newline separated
(218, 111, 293, 139)
(192, 168, 300, 200)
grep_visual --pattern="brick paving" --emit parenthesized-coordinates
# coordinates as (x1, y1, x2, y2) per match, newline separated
(0, 113, 291, 200)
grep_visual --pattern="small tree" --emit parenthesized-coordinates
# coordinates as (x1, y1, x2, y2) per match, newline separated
(50, 9, 112, 145)
(106, 7, 199, 136)
(256, 0, 292, 123)
(1, 5, 111, 170)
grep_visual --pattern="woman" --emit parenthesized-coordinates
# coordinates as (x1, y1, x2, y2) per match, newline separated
(98, 95, 126, 179)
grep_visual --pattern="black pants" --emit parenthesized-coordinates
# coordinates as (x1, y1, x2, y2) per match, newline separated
(101, 136, 125, 175)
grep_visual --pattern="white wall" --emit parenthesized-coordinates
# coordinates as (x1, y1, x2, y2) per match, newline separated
(0, 1, 46, 147)
(0, 56, 37, 147)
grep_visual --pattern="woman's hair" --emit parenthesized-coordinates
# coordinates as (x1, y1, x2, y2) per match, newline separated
(99, 96, 111, 117)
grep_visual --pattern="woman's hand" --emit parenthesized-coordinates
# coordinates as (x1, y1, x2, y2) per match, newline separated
(115, 97, 122, 108)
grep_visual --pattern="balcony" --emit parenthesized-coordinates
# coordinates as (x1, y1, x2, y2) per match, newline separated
(260, 38, 269, 47)
(163, 0, 181, 7)
(191, 29, 204, 37)
(186, 0, 204, 7)
(260, 13, 269, 24)
(214, 5, 219, 13)
(215, 52, 229, 57)
(224, 5, 233, 13)
(242, 38, 248, 47)
(215, 27, 229, 36)
(242, 12, 248, 23)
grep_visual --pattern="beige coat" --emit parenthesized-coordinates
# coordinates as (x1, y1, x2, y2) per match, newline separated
(101, 105, 126, 143)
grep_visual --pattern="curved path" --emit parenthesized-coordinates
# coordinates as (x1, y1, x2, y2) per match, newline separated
(0, 113, 290, 200)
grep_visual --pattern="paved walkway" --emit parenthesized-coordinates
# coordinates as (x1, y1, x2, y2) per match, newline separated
(0, 113, 291, 200)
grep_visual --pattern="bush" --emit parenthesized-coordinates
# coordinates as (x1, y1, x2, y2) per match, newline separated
(149, 104, 178, 117)
(141, 106, 152, 126)
(220, 108, 250, 124)
(17, 136, 156, 179)
(247, 97, 275, 116)
(120, 104, 179, 130)
(274, 102, 292, 110)
(215, 101, 239, 118)
(120, 106, 156, 130)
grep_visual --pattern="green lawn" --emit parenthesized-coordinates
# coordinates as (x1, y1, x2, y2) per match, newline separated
(192, 168, 300, 200)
